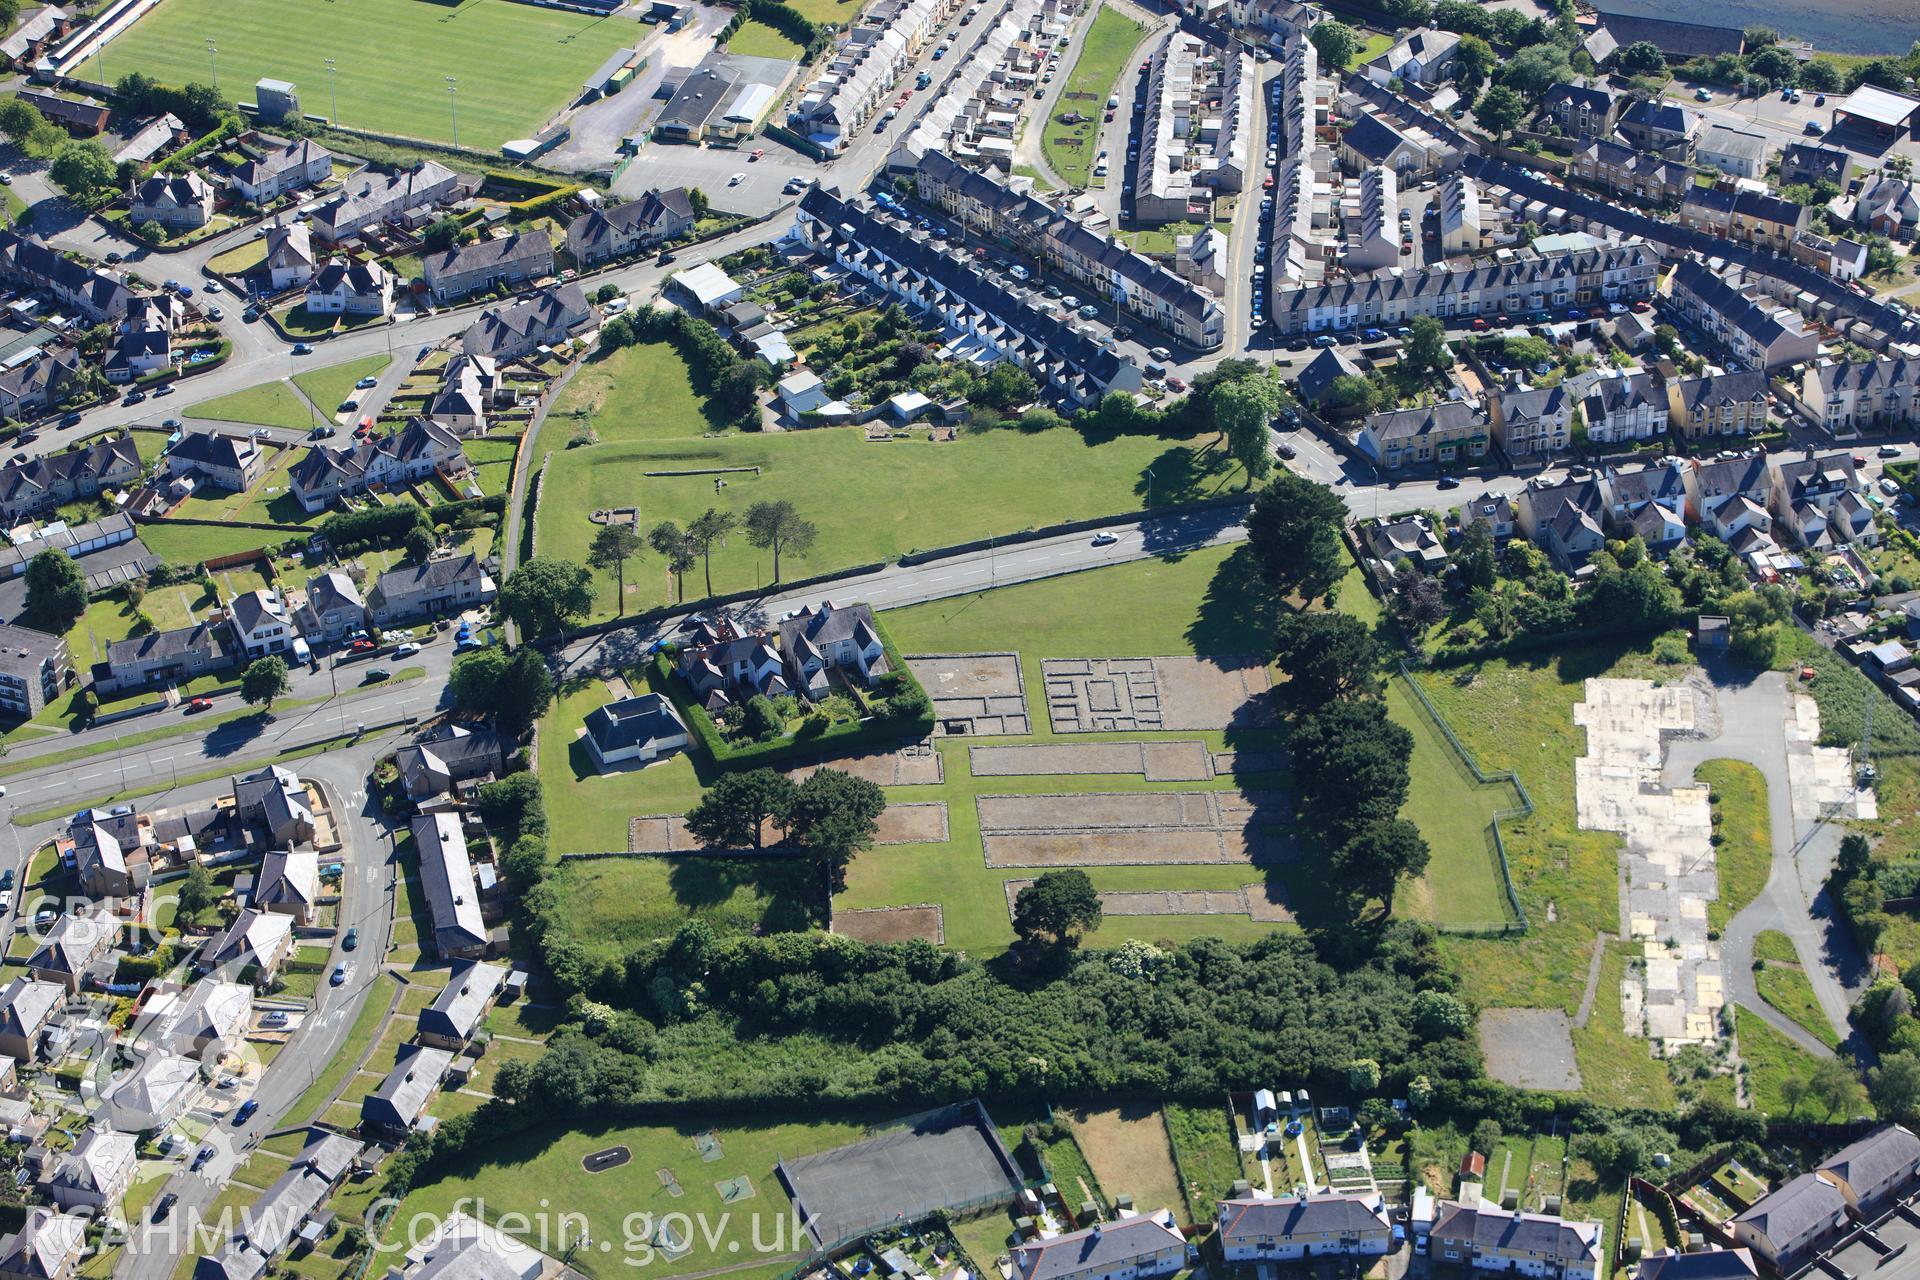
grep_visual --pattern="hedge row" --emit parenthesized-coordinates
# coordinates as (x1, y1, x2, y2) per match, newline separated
(318, 503, 428, 550)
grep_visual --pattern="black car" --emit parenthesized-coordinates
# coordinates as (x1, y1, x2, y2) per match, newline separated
(103, 252, 122, 265)
(1436, 475, 1461, 489)
(123, 390, 146, 405)
(1276, 441, 1296, 460)
(0, 870, 14, 890)
(152, 1193, 178, 1221)
(657, 252, 676, 265)
(59, 413, 81, 427)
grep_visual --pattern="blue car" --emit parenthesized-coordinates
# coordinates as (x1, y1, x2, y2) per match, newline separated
(1312, 334, 1338, 347)
(1362, 327, 1386, 341)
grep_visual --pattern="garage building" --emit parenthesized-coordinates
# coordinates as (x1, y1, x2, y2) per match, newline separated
(1833, 85, 1920, 140)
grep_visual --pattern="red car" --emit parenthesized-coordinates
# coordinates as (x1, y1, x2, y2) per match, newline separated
(1262, 174, 1275, 188)
(749, 148, 765, 160)
(1470, 317, 1487, 331)
(184, 697, 212, 713)
(350, 639, 376, 653)
(1631, 300, 1650, 313)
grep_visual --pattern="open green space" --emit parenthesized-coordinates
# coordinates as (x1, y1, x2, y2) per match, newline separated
(1347, 29, 1394, 69)
(1752, 929, 1839, 1049)
(1697, 759, 1772, 933)
(1041, 4, 1147, 188)
(188, 378, 317, 432)
(1408, 636, 1679, 1012)
(1386, 675, 1523, 931)
(549, 341, 719, 445)
(207, 237, 268, 277)
(292, 354, 393, 417)
(537, 410, 1245, 621)
(1737, 1006, 1865, 1119)
(537, 543, 1293, 953)
(1571, 941, 1676, 1110)
(384, 1111, 897, 1278)
(107, 0, 639, 150)
(726, 18, 803, 60)
(137, 521, 290, 566)
(1161, 1100, 1244, 1226)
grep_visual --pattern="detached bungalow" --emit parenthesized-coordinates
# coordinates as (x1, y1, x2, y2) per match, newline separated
(583, 694, 689, 770)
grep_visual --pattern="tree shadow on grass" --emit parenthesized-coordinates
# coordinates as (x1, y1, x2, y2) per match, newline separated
(665, 855, 820, 932)
(1186, 544, 1286, 657)
(1132, 441, 1242, 510)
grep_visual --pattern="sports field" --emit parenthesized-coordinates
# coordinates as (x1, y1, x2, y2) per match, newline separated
(108, 0, 638, 149)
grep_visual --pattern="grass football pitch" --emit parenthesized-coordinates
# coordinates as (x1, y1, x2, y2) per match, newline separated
(107, 0, 639, 150)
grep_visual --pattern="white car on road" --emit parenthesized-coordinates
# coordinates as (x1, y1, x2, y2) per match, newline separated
(1091, 531, 1119, 547)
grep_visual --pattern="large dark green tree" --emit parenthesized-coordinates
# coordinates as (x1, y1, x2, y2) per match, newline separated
(24, 550, 86, 631)
(1289, 699, 1413, 846)
(785, 767, 886, 894)
(685, 769, 796, 851)
(1012, 870, 1104, 948)
(1246, 473, 1348, 604)
(1273, 611, 1382, 713)
(240, 656, 291, 710)
(500, 558, 594, 639)
(1330, 818, 1432, 916)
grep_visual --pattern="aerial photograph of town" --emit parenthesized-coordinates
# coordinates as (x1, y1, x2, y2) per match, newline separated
(0, 0, 1913, 1278)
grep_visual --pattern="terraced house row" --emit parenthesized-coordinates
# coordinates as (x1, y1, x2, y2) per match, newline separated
(913, 151, 1224, 348)
(1265, 239, 1658, 335)
(795, 185, 1145, 405)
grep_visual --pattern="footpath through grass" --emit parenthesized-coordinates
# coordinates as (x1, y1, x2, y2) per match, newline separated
(109, 0, 637, 149)
(1042, 4, 1148, 187)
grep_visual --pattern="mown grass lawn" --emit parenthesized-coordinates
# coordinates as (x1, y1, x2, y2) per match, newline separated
(548, 341, 722, 444)
(537, 544, 1294, 953)
(1697, 759, 1772, 933)
(292, 353, 392, 417)
(188, 379, 316, 431)
(109, 0, 638, 150)
(1386, 674, 1524, 931)
(536, 416, 1246, 621)
(1041, 4, 1148, 187)
(726, 18, 803, 60)
(382, 1112, 895, 1279)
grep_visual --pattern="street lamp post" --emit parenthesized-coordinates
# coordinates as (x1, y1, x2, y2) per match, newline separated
(325, 57, 339, 126)
(445, 76, 459, 150)
(205, 38, 218, 95)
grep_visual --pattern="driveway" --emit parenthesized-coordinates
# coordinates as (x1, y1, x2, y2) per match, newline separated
(1662, 664, 1873, 1062)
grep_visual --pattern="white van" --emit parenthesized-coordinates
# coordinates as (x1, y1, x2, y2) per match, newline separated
(292, 637, 311, 665)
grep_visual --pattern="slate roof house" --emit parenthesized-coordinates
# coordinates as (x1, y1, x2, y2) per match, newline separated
(1543, 82, 1620, 137)
(262, 223, 315, 291)
(305, 258, 392, 318)
(1769, 450, 1877, 549)
(70, 806, 151, 898)
(366, 553, 495, 627)
(1489, 385, 1571, 458)
(229, 138, 332, 205)
(46, 1128, 135, 1214)
(362, 1043, 456, 1138)
(96, 621, 233, 696)
(0, 230, 133, 322)
(775, 601, 887, 699)
(1801, 358, 1919, 432)
(100, 1050, 201, 1131)
(252, 848, 319, 925)
(1668, 370, 1769, 438)
(413, 814, 488, 959)
(460, 283, 592, 361)
(1581, 372, 1669, 444)
(1517, 476, 1608, 568)
(394, 722, 509, 804)
(1217, 1193, 1394, 1262)
(416, 960, 507, 1052)
(163, 979, 251, 1057)
(311, 161, 463, 243)
(129, 173, 213, 230)
(1429, 1202, 1603, 1280)
(200, 909, 295, 986)
(0, 978, 62, 1062)
(28, 910, 115, 994)
(423, 231, 554, 304)
(1679, 186, 1807, 252)
(0, 1210, 87, 1280)
(232, 765, 314, 847)
(166, 429, 265, 494)
(1668, 260, 1819, 371)
(1616, 99, 1697, 157)
(1012, 1211, 1187, 1280)
(1636, 1249, 1758, 1280)
(1357, 400, 1488, 471)
(583, 693, 690, 770)
(0, 350, 80, 421)
(288, 418, 467, 513)
(292, 571, 366, 644)
(565, 188, 696, 265)
(0, 432, 142, 520)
